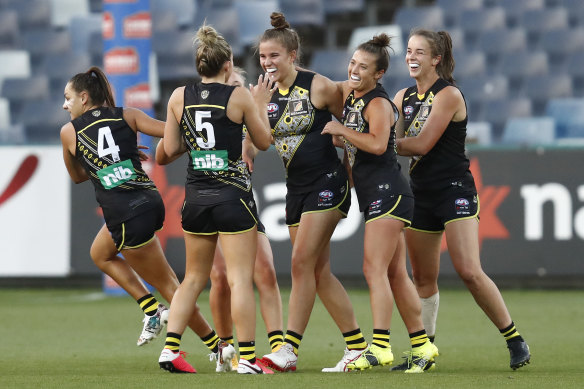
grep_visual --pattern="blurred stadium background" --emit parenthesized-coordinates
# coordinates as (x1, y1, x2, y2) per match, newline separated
(1, 0, 583, 289)
(2, 0, 584, 144)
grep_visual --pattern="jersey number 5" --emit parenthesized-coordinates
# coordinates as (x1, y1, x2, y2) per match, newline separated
(195, 111, 215, 149)
(97, 126, 121, 162)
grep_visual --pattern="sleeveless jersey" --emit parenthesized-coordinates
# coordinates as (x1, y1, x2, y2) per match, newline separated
(401, 78, 475, 192)
(269, 70, 341, 193)
(181, 81, 252, 205)
(342, 83, 412, 211)
(71, 107, 159, 225)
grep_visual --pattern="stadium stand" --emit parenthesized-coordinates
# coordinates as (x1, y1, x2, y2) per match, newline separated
(545, 98, 584, 138)
(466, 121, 493, 146)
(501, 117, 556, 146)
(0, 0, 583, 145)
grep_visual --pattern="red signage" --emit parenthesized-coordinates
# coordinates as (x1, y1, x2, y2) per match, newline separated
(103, 12, 114, 39)
(104, 47, 139, 74)
(123, 11, 151, 39)
(124, 83, 152, 109)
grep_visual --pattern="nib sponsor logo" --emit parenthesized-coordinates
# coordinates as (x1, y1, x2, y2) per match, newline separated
(123, 11, 151, 39)
(104, 47, 139, 74)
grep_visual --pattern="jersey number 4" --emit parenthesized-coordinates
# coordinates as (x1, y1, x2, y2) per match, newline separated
(97, 126, 121, 162)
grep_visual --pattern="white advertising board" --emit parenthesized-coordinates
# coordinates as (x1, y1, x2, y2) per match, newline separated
(0, 146, 70, 276)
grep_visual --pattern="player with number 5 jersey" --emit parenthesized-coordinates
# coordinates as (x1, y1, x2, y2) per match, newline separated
(155, 24, 274, 375)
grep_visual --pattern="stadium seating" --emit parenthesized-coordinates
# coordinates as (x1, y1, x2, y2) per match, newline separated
(309, 49, 352, 81)
(545, 98, 584, 138)
(16, 99, 69, 144)
(49, 0, 89, 28)
(323, 0, 364, 16)
(0, 50, 30, 85)
(497, 51, 549, 96)
(151, 0, 195, 29)
(476, 29, 527, 71)
(393, 6, 445, 37)
(347, 25, 403, 54)
(235, 0, 277, 48)
(453, 51, 486, 79)
(501, 117, 556, 146)
(504, 0, 545, 27)
(482, 97, 532, 140)
(193, 4, 241, 56)
(458, 7, 505, 45)
(435, 0, 484, 27)
(0, 10, 19, 49)
(69, 14, 101, 55)
(4, 0, 51, 29)
(519, 8, 569, 46)
(466, 121, 493, 145)
(524, 74, 573, 114)
(277, 0, 325, 27)
(539, 28, 584, 71)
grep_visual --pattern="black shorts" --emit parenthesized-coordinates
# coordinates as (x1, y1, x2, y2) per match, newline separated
(364, 194, 414, 226)
(108, 204, 164, 250)
(410, 188, 479, 232)
(285, 174, 351, 226)
(257, 219, 266, 235)
(182, 196, 260, 235)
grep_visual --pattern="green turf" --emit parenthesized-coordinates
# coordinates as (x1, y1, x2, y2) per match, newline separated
(1, 288, 582, 388)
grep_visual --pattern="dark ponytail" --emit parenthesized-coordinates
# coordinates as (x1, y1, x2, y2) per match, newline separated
(69, 66, 116, 107)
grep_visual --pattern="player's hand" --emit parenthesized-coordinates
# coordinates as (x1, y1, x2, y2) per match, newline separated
(250, 73, 277, 104)
(321, 121, 345, 137)
(137, 145, 150, 161)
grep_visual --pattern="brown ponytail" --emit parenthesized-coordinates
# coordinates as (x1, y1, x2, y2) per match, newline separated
(69, 66, 115, 107)
(194, 23, 232, 77)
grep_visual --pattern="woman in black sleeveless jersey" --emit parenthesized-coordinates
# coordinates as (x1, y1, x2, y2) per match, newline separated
(60, 66, 221, 356)
(393, 29, 530, 370)
(208, 67, 284, 369)
(321, 34, 438, 373)
(257, 12, 368, 373)
(155, 25, 274, 374)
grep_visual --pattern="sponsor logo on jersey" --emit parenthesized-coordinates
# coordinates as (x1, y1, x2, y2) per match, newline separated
(369, 199, 383, 215)
(123, 11, 151, 39)
(103, 12, 114, 39)
(288, 99, 308, 116)
(191, 150, 228, 171)
(268, 102, 279, 119)
(124, 83, 152, 109)
(404, 105, 414, 120)
(318, 189, 334, 206)
(201, 90, 209, 99)
(345, 111, 359, 128)
(98, 160, 136, 189)
(419, 104, 431, 120)
(104, 47, 139, 74)
(455, 197, 470, 214)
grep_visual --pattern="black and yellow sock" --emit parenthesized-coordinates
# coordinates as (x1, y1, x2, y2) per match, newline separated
(409, 329, 430, 348)
(372, 329, 390, 348)
(221, 336, 234, 346)
(343, 328, 368, 350)
(429, 335, 435, 343)
(500, 321, 524, 344)
(284, 330, 302, 354)
(268, 330, 284, 352)
(201, 330, 221, 353)
(164, 332, 182, 352)
(239, 341, 256, 364)
(137, 294, 158, 316)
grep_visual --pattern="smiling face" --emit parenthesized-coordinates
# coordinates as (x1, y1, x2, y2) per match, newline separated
(258, 39, 296, 83)
(62, 82, 87, 120)
(348, 49, 384, 94)
(406, 34, 439, 79)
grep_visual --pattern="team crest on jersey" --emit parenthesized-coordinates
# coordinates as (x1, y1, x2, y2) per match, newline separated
(267, 102, 279, 119)
(345, 111, 359, 128)
(92, 110, 101, 117)
(201, 90, 209, 99)
(288, 99, 308, 116)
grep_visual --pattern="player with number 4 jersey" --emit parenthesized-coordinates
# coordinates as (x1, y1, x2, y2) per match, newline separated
(60, 66, 225, 361)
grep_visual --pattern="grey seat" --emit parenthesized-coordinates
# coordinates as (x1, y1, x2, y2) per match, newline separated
(545, 98, 584, 138)
(277, 0, 325, 27)
(501, 117, 555, 146)
(394, 6, 445, 37)
(235, 0, 278, 48)
(309, 49, 352, 82)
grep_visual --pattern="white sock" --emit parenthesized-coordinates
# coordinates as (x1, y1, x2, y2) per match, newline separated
(420, 292, 439, 338)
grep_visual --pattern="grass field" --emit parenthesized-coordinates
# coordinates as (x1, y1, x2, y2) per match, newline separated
(2, 287, 583, 388)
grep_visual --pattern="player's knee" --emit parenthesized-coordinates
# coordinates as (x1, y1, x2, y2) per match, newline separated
(210, 268, 230, 294)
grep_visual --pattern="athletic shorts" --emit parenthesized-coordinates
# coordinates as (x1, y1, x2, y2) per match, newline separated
(364, 194, 414, 226)
(108, 204, 164, 250)
(285, 173, 351, 226)
(182, 196, 260, 235)
(410, 188, 479, 232)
